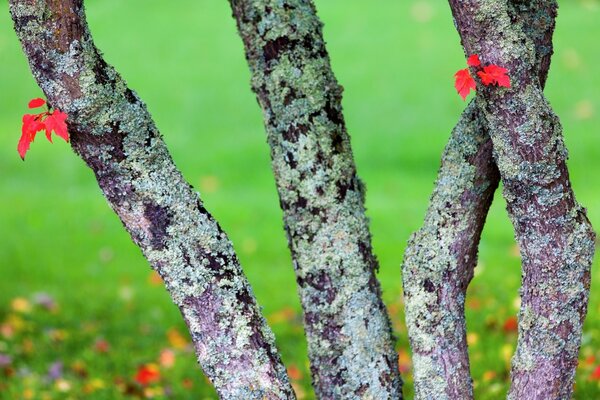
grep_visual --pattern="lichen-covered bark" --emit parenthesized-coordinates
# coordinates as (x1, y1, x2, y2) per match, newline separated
(9, 1, 295, 398)
(448, 1, 596, 398)
(402, 103, 498, 400)
(401, 2, 557, 399)
(228, 1, 402, 398)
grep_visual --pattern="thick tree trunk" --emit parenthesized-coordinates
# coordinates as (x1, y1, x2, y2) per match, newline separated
(228, 1, 402, 398)
(401, 2, 558, 398)
(448, 1, 596, 398)
(9, 1, 294, 398)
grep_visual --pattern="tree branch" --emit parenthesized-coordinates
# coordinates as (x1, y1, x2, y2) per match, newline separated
(9, 1, 294, 398)
(448, 0, 596, 398)
(402, 2, 558, 398)
(402, 102, 498, 399)
(228, 0, 402, 398)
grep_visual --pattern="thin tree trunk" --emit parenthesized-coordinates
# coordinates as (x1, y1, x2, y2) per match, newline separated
(402, 103, 499, 399)
(228, 1, 402, 398)
(9, 1, 294, 398)
(401, 1, 557, 398)
(448, 1, 596, 398)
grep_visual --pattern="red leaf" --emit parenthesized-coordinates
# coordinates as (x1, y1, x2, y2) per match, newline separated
(502, 316, 518, 333)
(467, 54, 481, 67)
(287, 364, 303, 381)
(477, 65, 511, 88)
(590, 366, 600, 381)
(478, 70, 495, 86)
(93, 339, 110, 353)
(44, 110, 69, 143)
(28, 98, 46, 109)
(135, 364, 160, 386)
(18, 114, 46, 160)
(454, 68, 476, 101)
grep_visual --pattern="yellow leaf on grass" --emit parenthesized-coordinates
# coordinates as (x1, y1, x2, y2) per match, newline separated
(11, 298, 32, 314)
(167, 328, 189, 350)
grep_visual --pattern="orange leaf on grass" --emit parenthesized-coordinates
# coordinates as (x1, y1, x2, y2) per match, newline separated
(182, 378, 194, 389)
(94, 339, 110, 353)
(585, 355, 596, 366)
(287, 364, 303, 381)
(398, 349, 412, 374)
(148, 271, 164, 286)
(159, 349, 176, 369)
(503, 316, 518, 333)
(167, 328, 189, 350)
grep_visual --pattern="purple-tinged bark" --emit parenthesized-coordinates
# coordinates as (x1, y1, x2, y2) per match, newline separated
(9, 1, 294, 398)
(402, 103, 498, 399)
(448, 1, 596, 398)
(228, 1, 402, 398)
(402, 2, 558, 399)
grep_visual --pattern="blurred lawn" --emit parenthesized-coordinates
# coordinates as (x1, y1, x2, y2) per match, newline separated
(1, 0, 599, 399)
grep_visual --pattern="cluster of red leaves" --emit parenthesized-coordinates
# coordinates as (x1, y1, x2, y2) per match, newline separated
(18, 98, 69, 160)
(454, 54, 511, 100)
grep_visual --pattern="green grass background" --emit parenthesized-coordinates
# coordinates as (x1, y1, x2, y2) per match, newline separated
(1, 0, 599, 398)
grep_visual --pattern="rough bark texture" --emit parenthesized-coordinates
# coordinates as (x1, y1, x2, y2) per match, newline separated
(401, 1, 557, 399)
(402, 103, 498, 399)
(9, 1, 295, 398)
(228, 1, 402, 398)
(448, 1, 596, 399)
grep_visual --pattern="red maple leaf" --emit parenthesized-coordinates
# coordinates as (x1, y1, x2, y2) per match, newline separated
(478, 65, 511, 88)
(28, 98, 46, 109)
(454, 68, 476, 101)
(44, 110, 69, 143)
(18, 114, 46, 160)
(467, 54, 481, 67)
(135, 364, 161, 386)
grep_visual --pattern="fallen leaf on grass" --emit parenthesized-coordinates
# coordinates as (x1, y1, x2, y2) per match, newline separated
(135, 364, 161, 386)
(502, 316, 518, 333)
(167, 328, 189, 350)
(159, 349, 176, 369)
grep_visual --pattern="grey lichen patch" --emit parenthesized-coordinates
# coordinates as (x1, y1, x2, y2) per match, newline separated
(230, 0, 402, 398)
(10, 1, 295, 398)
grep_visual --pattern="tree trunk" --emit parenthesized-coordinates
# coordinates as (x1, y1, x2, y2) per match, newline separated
(9, 1, 294, 398)
(448, 1, 596, 398)
(402, 1, 558, 398)
(229, 1, 403, 398)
